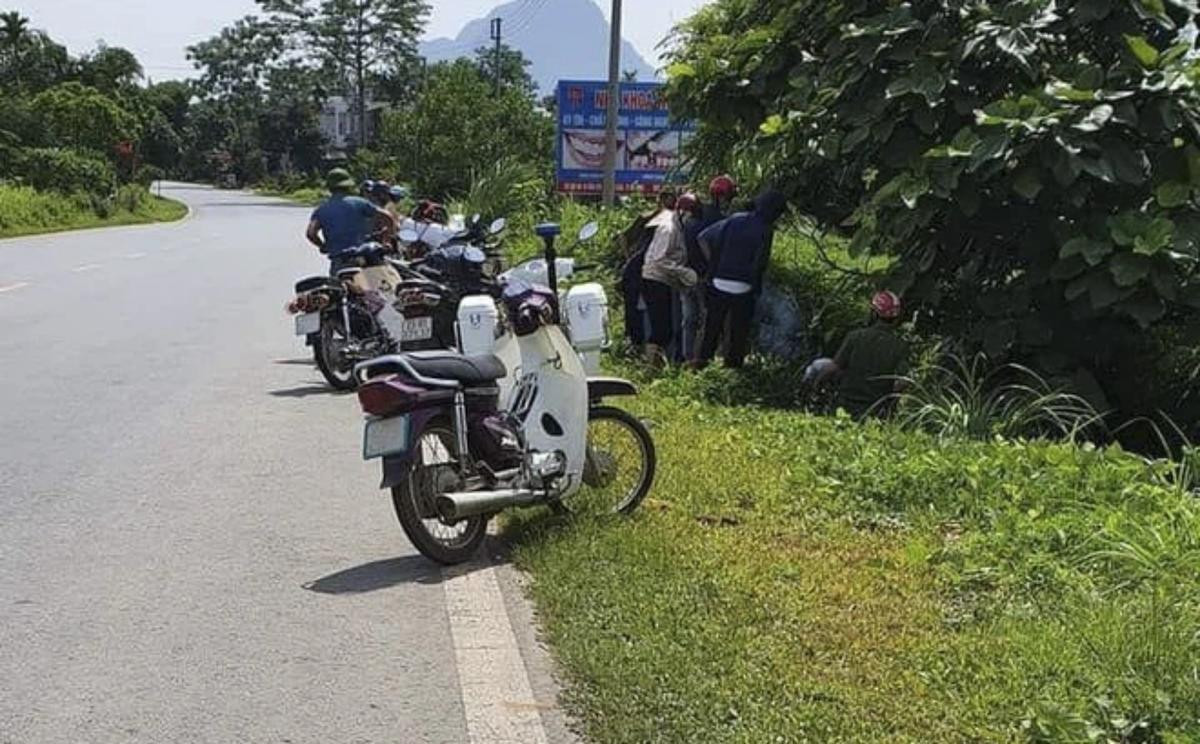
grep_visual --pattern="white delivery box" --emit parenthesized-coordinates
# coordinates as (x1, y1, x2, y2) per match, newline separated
(564, 283, 609, 375)
(457, 295, 500, 357)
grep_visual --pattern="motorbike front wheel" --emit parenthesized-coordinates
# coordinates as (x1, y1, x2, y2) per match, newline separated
(392, 423, 488, 564)
(314, 319, 358, 391)
(563, 406, 656, 517)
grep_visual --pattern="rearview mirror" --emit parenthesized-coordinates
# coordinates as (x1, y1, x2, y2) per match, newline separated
(489, 217, 507, 235)
(398, 228, 420, 243)
(578, 222, 600, 242)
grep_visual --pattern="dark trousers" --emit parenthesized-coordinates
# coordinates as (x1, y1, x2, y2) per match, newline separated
(641, 279, 675, 347)
(697, 286, 755, 367)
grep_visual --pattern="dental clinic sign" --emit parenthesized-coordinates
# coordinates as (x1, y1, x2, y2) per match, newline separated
(555, 80, 696, 195)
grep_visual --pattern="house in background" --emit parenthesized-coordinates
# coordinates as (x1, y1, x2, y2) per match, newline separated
(319, 96, 389, 158)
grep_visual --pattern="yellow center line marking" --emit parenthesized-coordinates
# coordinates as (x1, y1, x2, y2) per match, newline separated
(0, 282, 30, 294)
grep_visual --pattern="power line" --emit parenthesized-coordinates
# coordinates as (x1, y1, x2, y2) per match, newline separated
(424, 0, 546, 58)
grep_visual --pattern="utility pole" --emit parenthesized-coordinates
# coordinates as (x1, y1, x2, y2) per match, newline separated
(490, 17, 503, 97)
(601, 0, 622, 207)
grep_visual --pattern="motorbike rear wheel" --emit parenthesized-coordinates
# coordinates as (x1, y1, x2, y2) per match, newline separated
(314, 319, 358, 391)
(392, 423, 488, 564)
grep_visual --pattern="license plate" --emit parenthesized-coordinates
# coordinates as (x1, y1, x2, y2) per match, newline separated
(401, 316, 433, 342)
(295, 312, 321, 336)
(363, 415, 410, 460)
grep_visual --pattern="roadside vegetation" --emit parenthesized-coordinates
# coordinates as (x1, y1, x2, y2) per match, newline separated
(0, 14, 188, 236)
(505, 376, 1200, 742)
(0, 184, 186, 238)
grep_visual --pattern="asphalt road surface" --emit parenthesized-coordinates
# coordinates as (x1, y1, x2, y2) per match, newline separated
(0, 184, 576, 744)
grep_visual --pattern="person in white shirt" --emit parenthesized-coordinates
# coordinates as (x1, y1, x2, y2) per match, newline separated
(639, 206, 698, 366)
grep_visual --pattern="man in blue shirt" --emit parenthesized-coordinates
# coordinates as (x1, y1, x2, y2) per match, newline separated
(306, 168, 397, 273)
(692, 189, 787, 368)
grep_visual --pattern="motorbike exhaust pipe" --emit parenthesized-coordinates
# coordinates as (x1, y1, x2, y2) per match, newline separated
(436, 489, 540, 521)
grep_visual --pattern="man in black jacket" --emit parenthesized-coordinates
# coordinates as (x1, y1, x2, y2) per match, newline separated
(692, 190, 787, 368)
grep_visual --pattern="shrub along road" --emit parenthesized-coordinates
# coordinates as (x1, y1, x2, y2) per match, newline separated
(0, 184, 576, 744)
(0, 184, 188, 239)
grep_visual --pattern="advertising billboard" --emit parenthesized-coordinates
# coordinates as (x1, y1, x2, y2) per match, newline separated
(555, 80, 696, 195)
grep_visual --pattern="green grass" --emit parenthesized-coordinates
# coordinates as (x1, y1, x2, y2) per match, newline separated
(0, 185, 187, 239)
(256, 186, 326, 207)
(503, 380, 1200, 743)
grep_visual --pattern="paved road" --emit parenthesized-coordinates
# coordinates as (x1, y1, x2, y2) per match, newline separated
(0, 184, 574, 744)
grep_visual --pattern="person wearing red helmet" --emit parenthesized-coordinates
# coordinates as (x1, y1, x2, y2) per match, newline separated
(707, 175, 737, 220)
(809, 290, 910, 417)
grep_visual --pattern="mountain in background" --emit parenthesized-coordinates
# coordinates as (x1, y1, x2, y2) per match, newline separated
(420, 0, 657, 94)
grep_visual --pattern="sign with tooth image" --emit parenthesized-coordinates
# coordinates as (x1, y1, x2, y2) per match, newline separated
(555, 81, 696, 195)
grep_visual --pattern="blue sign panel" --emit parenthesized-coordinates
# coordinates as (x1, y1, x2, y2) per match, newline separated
(555, 80, 696, 195)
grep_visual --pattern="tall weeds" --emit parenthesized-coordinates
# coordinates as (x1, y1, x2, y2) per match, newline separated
(891, 352, 1105, 442)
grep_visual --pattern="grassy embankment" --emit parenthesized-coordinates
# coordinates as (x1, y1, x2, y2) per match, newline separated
(496, 217, 1199, 743)
(0, 185, 187, 239)
(256, 186, 326, 207)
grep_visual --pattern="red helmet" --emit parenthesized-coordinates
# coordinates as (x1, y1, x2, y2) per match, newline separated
(709, 174, 737, 200)
(871, 291, 903, 320)
(675, 192, 701, 216)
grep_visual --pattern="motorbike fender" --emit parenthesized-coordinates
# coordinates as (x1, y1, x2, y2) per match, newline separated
(587, 377, 637, 402)
(378, 407, 445, 490)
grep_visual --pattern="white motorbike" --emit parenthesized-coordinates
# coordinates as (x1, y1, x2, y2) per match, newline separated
(352, 222, 655, 564)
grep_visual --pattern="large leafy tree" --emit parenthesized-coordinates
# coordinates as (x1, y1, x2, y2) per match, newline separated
(188, 16, 324, 182)
(668, 0, 1200, 408)
(258, 0, 430, 147)
(30, 81, 138, 156)
(474, 42, 538, 96)
(77, 44, 143, 95)
(378, 55, 552, 199)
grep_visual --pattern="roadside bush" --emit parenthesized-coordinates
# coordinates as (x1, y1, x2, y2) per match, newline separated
(132, 165, 165, 188)
(455, 157, 547, 226)
(17, 147, 116, 198)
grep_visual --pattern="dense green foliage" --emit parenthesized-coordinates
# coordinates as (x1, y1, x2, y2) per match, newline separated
(376, 56, 554, 199)
(16, 148, 117, 198)
(30, 82, 138, 155)
(666, 0, 1200, 427)
(506, 379, 1200, 743)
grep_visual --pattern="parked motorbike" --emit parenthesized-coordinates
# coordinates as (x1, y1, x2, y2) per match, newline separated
(287, 243, 456, 390)
(353, 222, 655, 564)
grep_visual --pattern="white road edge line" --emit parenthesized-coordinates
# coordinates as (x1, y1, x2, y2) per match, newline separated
(443, 562, 550, 744)
(0, 282, 30, 294)
(72, 264, 102, 273)
(125, 252, 147, 259)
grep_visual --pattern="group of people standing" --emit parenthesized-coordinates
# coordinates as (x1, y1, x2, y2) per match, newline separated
(622, 175, 788, 369)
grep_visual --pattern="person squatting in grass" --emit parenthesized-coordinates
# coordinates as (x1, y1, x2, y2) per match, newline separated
(691, 189, 788, 369)
(806, 291, 911, 418)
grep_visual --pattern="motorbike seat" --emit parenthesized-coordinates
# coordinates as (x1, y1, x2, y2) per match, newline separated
(295, 275, 341, 294)
(403, 351, 507, 385)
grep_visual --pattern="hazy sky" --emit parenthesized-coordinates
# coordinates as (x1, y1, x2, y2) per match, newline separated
(13, 0, 706, 80)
